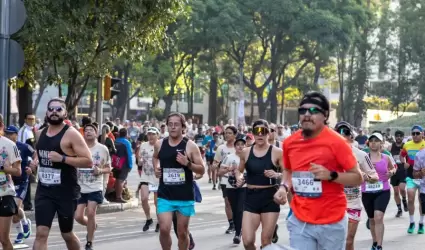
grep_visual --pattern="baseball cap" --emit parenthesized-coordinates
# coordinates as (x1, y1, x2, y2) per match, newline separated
(234, 135, 247, 145)
(412, 125, 423, 132)
(5, 125, 19, 134)
(334, 121, 353, 136)
(246, 133, 254, 140)
(368, 132, 383, 141)
(147, 127, 159, 134)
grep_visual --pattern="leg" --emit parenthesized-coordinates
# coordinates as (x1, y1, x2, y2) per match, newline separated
(158, 212, 173, 250)
(286, 214, 317, 250)
(58, 200, 80, 250)
(241, 211, 261, 250)
(33, 197, 56, 250)
(86, 201, 98, 243)
(74, 204, 87, 226)
(317, 215, 348, 250)
(176, 212, 191, 250)
(140, 184, 151, 219)
(373, 211, 385, 246)
(406, 179, 418, 233)
(346, 220, 359, 250)
(0, 196, 17, 250)
(259, 212, 280, 247)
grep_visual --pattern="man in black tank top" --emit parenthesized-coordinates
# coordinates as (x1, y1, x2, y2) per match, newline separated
(236, 119, 284, 249)
(32, 98, 93, 250)
(153, 112, 205, 250)
(390, 130, 408, 217)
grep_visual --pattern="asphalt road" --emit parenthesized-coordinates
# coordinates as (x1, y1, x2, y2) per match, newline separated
(10, 167, 425, 249)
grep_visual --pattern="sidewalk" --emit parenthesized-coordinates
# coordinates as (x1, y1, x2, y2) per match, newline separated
(24, 183, 140, 221)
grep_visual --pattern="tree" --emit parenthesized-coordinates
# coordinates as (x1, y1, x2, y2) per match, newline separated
(16, 0, 187, 119)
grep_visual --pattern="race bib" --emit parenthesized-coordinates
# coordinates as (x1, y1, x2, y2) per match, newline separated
(292, 171, 322, 198)
(163, 168, 185, 185)
(413, 179, 421, 186)
(365, 181, 383, 193)
(130, 131, 137, 137)
(39, 167, 61, 185)
(78, 169, 95, 184)
(0, 171, 7, 186)
(344, 186, 360, 200)
(148, 183, 158, 192)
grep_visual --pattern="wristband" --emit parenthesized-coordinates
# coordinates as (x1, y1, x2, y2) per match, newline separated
(61, 155, 66, 163)
(279, 183, 289, 192)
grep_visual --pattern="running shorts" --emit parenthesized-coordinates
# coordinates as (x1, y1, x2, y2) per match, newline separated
(361, 190, 390, 218)
(221, 184, 227, 198)
(0, 195, 18, 217)
(35, 195, 78, 233)
(406, 177, 421, 190)
(347, 208, 361, 223)
(77, 191, 103, 205)
(390, 165, 406, 186)
(244, 186, 280, 214)
(15, 181, 29, 200)
(113, 167, 130, 181)
(157, 198, 195, 217)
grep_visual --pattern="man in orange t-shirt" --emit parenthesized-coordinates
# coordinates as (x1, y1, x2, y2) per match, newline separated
(274, 91, 363, 250)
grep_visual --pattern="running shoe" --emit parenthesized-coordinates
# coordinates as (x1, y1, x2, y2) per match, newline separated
(395, 210, 402, 218)
(85, 242, 94, 250)
(408, 222, 415, 234)
(366, 219, 370, 230)
(23, 219, 31, 239)
(14, 233, 24, 244)
(189, 233, 195, 250)
(233, 235, 241, 244)
(143, 219, 153, 232)
(155, 223, 160, 233)
(225, 224, 235, 234)
(272, 224, 279, 243)
(403, 200, 408, 212)
(418, 223, 424, 234)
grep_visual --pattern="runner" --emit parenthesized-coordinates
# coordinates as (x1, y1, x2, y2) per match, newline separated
(334, 122, 378, 250)
(75, 123, 111, 250)
(139, 127, 160, 232)
(0, 114, 23, 250)
(32, 98, 93, 250)
(205, 132, 220, 187)
(235, 119, 283, 250)
(153, 112, 205, 250)
(3, 126, 35, 245)
(361, 132, 395, 250)
(412, 144, 425, 237)
(219, 135, 246, 245)
(274, 91, 363, 250)
(213, 126, 237, 234)
(400, 125, 425, 234)
(390, 130, 408, 217)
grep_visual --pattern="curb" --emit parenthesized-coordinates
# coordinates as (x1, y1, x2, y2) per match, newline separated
(24, 198, 140, 221)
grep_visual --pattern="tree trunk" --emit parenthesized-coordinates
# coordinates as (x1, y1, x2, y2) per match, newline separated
(255, 89, 267, 119)
(163, 95, 173, 116)
(268, 82, 278, 123)
(17, 82, 33, 126)
(249, 92, 254, 123)
(208, 57, 218, 125)
(33, 83, 47, 115)
(313, 61, 322, 88)
(88, 92, 95, 117)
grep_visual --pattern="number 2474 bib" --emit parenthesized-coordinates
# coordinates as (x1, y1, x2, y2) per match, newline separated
(163, 168, 185, 185)
(292, 171, 322, 198)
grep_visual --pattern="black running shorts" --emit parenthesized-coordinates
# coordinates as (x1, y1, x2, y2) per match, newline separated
(35, 195, 78, 233)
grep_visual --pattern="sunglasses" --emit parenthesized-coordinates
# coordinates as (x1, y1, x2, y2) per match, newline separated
(412, 132, 421, 136)
(298, 107, 324, 115)
(270, 129, 275, 133)
(339, 128, 351, 136)
(252, 127, 269, 136)
(48, 106, 63, 112)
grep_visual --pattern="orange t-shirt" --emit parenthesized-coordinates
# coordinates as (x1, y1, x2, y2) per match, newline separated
(283, 126, 357, 224)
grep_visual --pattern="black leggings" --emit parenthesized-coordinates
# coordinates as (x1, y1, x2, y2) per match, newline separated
(172, 211, 194, 244)
(420, 193, 425, 214)
(362, 190, 391, 218)
(227, 188, 245, 236)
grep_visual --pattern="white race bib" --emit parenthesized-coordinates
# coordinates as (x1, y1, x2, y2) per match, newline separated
(130, 131, 137, 137)
(39, 167, 61, 185)
(0, 171, 7, 185)
(413, 179, 421, 186)
(163, 168, 186, 185)
(365, 181, 383, 192)
(148, 183, 158, 192)
(292, 171, 322, 198)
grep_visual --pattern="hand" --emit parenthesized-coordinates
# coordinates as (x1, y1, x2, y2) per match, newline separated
(48, 151, 63, 163)
(309, 163, 331, 181)
(176, 152, 190, 167)
(386, 170, 394, 178)
(264, 170, 278, 179)
(273, 187, 288, 205)
(421, 168, 425, 176)
(93, 166, 101, 176)
(236, 176, 245, 187)
(155, 166, 162, 178)
(25, 167, 32, 175)
(29, 160, 38, 172)
(194, 174, 203, 180)
(2, 160, 13, 174)
(404, 162, 410, 169)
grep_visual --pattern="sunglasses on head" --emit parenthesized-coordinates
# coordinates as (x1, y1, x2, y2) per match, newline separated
(298, 107, 324, 115)
(412, 131, 421, 136)
(48, 106, 63, 112)
(252, 127, 269, 136)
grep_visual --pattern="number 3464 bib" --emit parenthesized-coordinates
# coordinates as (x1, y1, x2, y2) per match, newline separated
(292, 171, 322, 198)
(163, 168, 185, 185)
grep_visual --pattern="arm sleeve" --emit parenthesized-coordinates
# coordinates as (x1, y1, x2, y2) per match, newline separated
(7, 143, 22, 164)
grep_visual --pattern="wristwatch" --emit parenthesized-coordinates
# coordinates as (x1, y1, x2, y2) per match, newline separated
(279, 183, 289, 192)
(329, 171, 338, 182)
(61, 155, 67, 163)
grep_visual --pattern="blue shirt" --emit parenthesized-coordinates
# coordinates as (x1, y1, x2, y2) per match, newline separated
(206, 139, 216, 157)
(13, 141, 35, 184)
(115, 137, 133, 169)
(202, 135, 212, 146)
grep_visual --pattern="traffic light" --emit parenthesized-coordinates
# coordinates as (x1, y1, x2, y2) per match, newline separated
(103, 75, 121, 101)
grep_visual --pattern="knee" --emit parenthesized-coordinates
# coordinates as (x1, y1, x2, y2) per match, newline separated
(159, 223, 171, 235)
(177, 229, 188, 240)
(61, 232, 76, 242)
(141, 195, 149, 204)
(243, 236, 255, 248)
(0, 233, 10, 246)
(74, 213, 85, 224)
(86, 208, 96, 219)
(35, 227, 49, 242)
(12, 215, 20, 224)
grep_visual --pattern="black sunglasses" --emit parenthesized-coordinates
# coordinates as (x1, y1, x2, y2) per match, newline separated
(339, 128, 351, 136)
(298, 107, 324, 115)
(412, 132, 421, 136)
(48, 106, 63, 112)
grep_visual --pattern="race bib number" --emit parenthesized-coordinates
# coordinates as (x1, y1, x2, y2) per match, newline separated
(148, 183, 158, 192)
(292, 171, 322, 198)
(413, 179, 421, 186)
(39, 167, 61, 185)
(163, 168, 185, 185)
(365, 181, 383, 193)
(344, 186, 360, 200)
(0, 171, 7, 186)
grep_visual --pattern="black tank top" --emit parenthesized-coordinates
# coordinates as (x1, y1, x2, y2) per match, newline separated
(36, 125, 80, 200)
(157, 137, 194, 201)
(245, 145, 278, 186)
(390, 142, 403, 156)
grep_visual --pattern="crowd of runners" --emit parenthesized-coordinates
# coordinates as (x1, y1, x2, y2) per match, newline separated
(0, 92, 424, 250)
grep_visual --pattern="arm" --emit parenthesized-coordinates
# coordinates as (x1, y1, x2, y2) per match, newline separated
(187, 141, 205, 176)
(66, 129, 93, 168)
(4, 143, 22, 177)
(217, 156, 230, 177)
(332, 141, 363, 186)
(280, 142, 292, 189)
(360, 154, 379, 182)
(101, 147, 112, 174)
(235, 149, 248, 181)
(413, 153, 424, 178)
(153, 140, 162, 172)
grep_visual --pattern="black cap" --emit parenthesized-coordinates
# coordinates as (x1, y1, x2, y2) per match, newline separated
(234, 135, 246, 145)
